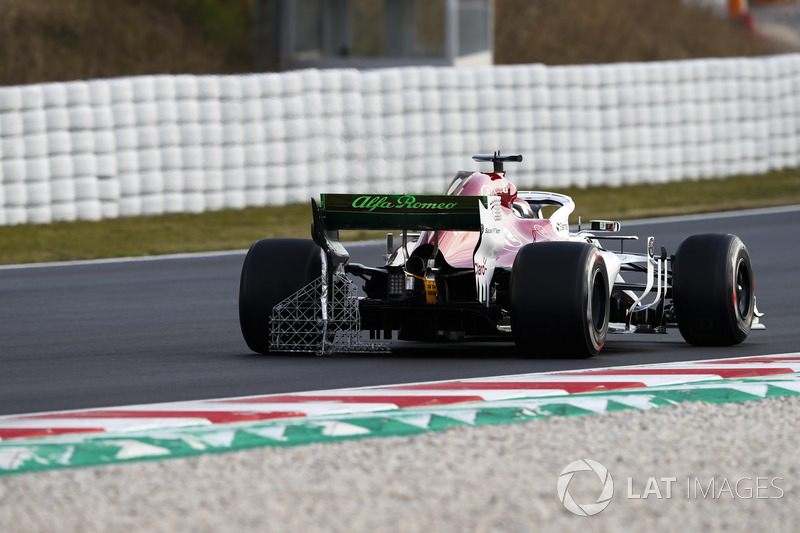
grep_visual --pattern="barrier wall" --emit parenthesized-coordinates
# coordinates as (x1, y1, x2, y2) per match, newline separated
(0, 55, 799, 226)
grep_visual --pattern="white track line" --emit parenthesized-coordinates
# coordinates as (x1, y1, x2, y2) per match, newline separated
(2, 206, 797, 271)
(618, 203, 800, 227)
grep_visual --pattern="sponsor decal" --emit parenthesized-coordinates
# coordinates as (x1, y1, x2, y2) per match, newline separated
(424, 279, 438, 304)
(351, 195, 459, 212)
(474, 257, 488, 276)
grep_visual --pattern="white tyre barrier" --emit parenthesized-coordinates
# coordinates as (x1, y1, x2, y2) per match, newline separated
(156, 100, 178, 124)
(69, 106, 93, 130)
(162, 170, 183, 193)
(322, 93, 345, 116)
(245, 166, 266, 189)
(222, 101, 244, 123)
(183, 170, 205, 193)
(75, 199, 102, 221)
(135, 102, 159, 126)
(47, 131, 72, 155)
(73, 154, 97, 177)
(205, 170, 224, 193)
(161, 147, 183, 170)
(137, 126, 160, 149)
(158, 124, 181, 147)
(138, 149, 161, 172)
(51, 202, 77, 222)
(1, 57, 800, 225)
(222, 123, 244, 145)
(243, 123, 265, 145)
(117, 173, 141, 196)
(118, 197, 142, 217)
(283, 118, 307, 140)
(4, 182, 25, 206)
(49, 155, 74, 180)
(116, 150, 139, 174)
(25, 157, 50, 181)
(0, 87, 23, 112)
(24, 135, 48, 158)
(176, 101, 200, 124)
(3, 206, 24, 225)
(1, 112, 24, 137)
(163, 192, 184, 213)
(224, 189, 247, 210)
(21, 85, 44, 110)
(92, 107, 114, 130)
(240, 76, 261, 100)
(132, 77, 156, 103)
(197, 76, 220, 100)
(42, 83, 67, 109)
(174, 76, 198, 100)
(26, 205, 52, 224)
(88, 80, 111, 107)
(112, 103, 136, 128)
(203, 146, 223, 169)
(281, 95, 304, 119)
(263, 119, 285, 142)
(96, 155, 117, 178)
(50, 178, 75, 203)
(183, 192, 204, 213)
(261, 97, 282, 120)
(245, 187, 267, 207)
(179, 124, 202, 146)
(2, 157, 26, 182)
(204, 191, 225, 211)
(140, 171, 164, 195)
(199, 101, 222, 123)
(245, 144, 267, 167)
(22, 110, 47, 135)
(26, 181, 50, 206)
(154, 76, 176, 102)
(71, 131, 95, 154)
(74, 176, 99, 202)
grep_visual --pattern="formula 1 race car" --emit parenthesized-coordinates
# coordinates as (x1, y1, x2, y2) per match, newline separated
(239, 153, 764, 357)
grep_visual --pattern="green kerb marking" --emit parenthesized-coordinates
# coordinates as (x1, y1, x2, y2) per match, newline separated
(2, 375, 799, 477)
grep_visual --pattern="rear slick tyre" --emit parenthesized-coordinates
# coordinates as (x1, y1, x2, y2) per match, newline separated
(510, 242, 610, 358)
(239, 238, 322, 354)
(672, 233, 754, 346)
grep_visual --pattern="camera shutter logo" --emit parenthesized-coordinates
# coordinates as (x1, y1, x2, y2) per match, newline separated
(557, 459, 614, 516)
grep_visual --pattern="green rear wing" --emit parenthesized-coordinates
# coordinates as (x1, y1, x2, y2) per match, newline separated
(311, 194, 487, 274)
(319, 194, 486, 231)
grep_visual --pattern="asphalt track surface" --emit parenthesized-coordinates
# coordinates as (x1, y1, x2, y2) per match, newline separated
(2, 206, 799, 416)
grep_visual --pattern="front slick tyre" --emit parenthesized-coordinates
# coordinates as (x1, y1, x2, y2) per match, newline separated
(239, 238, 322, 354)
(672, 233, 754, 346)
(510, 242, 610, 358)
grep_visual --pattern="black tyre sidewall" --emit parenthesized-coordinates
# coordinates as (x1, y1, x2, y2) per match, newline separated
(672, 234, 754, 346)
(510, 242, 609, 358)
(584, 252, 610, 354)
(239, 238, 322, 354)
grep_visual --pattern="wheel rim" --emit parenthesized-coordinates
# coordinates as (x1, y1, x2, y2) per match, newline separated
(590, 269, 607, 333)
(735, 258, 752, 320)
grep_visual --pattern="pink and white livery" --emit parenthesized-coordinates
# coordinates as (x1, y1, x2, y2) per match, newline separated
(239, 153, 764, 357)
